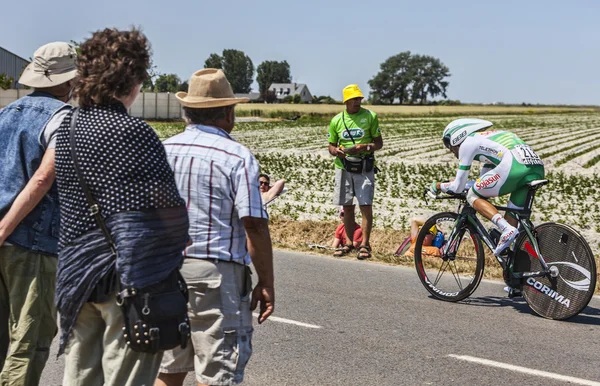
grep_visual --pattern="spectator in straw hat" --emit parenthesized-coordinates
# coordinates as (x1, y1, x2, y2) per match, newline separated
(327, 84, 383, 260)
(156, 69, 275, 386)
(0, 41, 76, 384)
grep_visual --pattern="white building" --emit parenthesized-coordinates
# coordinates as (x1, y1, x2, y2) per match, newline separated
(269, 82, 313, 103)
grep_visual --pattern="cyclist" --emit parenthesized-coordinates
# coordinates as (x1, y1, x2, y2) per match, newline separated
(429, 118, 545, 256)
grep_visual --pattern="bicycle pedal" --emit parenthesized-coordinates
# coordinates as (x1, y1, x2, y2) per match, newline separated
(504, 286, 523, 298)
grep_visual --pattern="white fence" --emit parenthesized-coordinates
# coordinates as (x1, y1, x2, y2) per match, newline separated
(0, 89, 182, 120)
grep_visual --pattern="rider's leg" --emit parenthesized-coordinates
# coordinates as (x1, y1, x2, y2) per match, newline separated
(467, 189, 515, 231)
(468, 164, 517, 255)
(505, 164, 545, 226)
(468, 193, 516, 237)
(504, 205, 520, 228)
(505, 195, 525, 228)
(469, 194, 499, 221)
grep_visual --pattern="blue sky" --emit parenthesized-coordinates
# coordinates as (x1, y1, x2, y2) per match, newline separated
(2, 0, 598, 104)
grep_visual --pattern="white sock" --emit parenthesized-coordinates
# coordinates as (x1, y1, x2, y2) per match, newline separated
(491, 214, 510, 231)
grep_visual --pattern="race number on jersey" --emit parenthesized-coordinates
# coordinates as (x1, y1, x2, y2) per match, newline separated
(512, 144, 543, 165)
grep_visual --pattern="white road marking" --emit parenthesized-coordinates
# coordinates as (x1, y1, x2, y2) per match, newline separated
(252, 314, 322, 329)
(448, 355, 600, 386)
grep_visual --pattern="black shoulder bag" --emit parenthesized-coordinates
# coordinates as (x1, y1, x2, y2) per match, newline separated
(69, 108, 190, 353)
(340, 112, 375, 173)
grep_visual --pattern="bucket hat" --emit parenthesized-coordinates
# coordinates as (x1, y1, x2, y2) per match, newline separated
(18, 42, 77, 88)
(342, 84, 364, 103)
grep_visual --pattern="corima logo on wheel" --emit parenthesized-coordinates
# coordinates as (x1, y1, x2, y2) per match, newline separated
(424, 277, 459, 297)
(342, 128, 365, 140)
(475, 174, 501, 190)
(526, 278, 571, 308)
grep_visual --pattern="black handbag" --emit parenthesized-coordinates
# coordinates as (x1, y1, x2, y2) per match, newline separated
(69, 108, 190, 353)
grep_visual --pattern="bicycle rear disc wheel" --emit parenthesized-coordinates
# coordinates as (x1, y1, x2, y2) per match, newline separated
(414, 212, 485, 302)
(515, 222, 597, 320)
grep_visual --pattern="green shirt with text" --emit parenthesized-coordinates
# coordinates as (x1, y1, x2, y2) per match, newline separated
(328, 108, 381, 169)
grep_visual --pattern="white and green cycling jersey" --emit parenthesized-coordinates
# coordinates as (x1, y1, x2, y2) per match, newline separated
(440, 130, 545, 208)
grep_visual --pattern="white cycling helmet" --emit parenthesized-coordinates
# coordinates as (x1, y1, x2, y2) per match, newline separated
(442, 118, 493, 148)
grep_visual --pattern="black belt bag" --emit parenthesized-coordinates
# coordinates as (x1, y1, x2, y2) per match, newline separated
(343, 157, 364, 173)
(343, 155, 375, 174)
(116, 269, 190, 353)
(69, 108, 190, 354)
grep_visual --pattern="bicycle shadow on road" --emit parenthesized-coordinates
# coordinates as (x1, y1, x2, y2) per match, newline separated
(455, 296, 600, 326)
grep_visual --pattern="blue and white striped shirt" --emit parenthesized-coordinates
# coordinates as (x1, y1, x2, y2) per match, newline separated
(164, 124, 267, 265)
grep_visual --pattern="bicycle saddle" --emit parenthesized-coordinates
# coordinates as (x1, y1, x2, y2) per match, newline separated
(526, 179, 548, 190)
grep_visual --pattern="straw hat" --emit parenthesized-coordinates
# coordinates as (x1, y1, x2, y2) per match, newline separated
(18, 42, 77, 88)
(176, 68, 249, 108)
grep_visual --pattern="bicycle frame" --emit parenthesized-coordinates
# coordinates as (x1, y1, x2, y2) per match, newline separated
(441, 197, 551, 280)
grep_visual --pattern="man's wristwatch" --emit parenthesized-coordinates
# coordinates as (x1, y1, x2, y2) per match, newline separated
(366, 145, 372, 152)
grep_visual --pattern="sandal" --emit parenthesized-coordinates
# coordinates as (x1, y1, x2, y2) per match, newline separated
(357, 245, 372, 260)
(333, 245, 354, 257)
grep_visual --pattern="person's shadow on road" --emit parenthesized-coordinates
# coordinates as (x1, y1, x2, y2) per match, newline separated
(455, 295, 600, 326)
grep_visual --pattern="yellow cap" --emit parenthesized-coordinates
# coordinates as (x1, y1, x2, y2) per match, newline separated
(429, 225, 438, 234)
(342, 84, 364, 103)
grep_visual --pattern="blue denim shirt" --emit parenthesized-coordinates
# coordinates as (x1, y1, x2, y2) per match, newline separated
(0, 91, 67, 255)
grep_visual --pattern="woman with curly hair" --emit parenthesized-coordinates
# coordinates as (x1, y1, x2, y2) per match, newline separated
(53, 28, 189, 385)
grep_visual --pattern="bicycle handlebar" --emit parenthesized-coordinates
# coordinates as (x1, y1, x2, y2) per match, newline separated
(423, 189, 467, 205)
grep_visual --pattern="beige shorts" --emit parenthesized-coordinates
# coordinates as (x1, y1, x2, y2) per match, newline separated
(160, 258, 253, 386)
(63, 294, 163, 386)
(333, 167, 375, 206)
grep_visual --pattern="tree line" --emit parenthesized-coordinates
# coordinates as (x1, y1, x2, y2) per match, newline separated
(148, 49, 451, 105)
(5, 42, 452, 104)
(368, 51, 451, 105)
(148, 49, 294, 102)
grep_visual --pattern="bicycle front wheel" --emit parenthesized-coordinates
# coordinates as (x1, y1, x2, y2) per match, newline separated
(515, 222, 597, 320)
(414, 212, 485, 302)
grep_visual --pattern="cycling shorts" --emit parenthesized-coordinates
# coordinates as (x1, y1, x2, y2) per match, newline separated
(470, 152, 545, 208)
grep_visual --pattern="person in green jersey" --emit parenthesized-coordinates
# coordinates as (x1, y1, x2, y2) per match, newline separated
(328, 84, 383, 259)
(430, 118, 545, 260)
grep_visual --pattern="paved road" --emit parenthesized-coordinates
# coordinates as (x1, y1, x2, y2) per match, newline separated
(42, 250, 600, 385)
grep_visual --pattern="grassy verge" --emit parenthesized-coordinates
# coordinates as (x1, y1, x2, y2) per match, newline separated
(268, 217, 600, 294)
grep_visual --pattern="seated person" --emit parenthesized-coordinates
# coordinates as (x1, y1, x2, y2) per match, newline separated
(259, 173, 286, 206)
(332, 208, 363, 256)
(403, 216, 444, 258)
